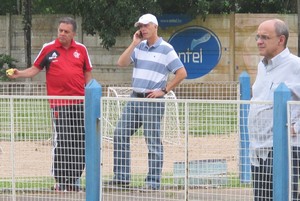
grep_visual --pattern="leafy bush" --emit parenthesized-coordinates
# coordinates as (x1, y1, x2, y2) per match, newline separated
(0, 54, 18, 81)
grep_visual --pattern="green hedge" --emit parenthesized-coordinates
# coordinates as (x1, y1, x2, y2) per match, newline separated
(0, 54, 18, 81)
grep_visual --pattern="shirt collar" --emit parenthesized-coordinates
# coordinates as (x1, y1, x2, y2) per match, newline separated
(262, 48, 290, 71)
(54, 38, 76, 48)
(144, 37, 163, 49)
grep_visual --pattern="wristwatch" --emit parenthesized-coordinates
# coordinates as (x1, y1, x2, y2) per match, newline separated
(161, 87, 168, 94)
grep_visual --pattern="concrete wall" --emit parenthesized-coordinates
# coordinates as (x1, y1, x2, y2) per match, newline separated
(0, 13, 297, 85)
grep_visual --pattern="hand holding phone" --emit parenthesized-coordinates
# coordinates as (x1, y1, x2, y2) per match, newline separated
(139, 31, 143, 39)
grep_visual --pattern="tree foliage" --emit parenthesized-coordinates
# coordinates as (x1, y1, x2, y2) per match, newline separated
(70, 0, 298, 48)
(0, 1, 19, 14)
(70, 0, 161, 49)
(0, 0, 298, 49)
(235, 0, 297, 13)
(0, 54, 18, 81)
(32, 0, 75, 14)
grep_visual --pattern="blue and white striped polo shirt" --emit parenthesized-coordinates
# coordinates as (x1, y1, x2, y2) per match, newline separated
(131, 37, 183, 93)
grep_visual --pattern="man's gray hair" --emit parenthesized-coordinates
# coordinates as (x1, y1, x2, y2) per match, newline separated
(274, 19, 289, 47)
(59, 17, 77, 32)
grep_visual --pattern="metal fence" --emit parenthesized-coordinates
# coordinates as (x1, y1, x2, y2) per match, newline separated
(0, 80, 258, 201)
(0, 95, 85, 201)
(2, 96, 294, 201)
(0, 80, 298, 200)
(0, 81, 239, 100)
(1, 96, 247, 201)
(100, 97, 249, 201)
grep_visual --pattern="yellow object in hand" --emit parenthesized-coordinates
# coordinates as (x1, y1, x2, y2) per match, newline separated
(6, 68, 15, 76)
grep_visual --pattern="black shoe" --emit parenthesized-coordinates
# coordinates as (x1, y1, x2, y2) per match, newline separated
(68, 185, 84, 192)
(104, 180, 130, 188)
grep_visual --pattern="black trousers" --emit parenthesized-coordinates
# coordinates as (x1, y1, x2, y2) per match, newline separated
(51, 104, 85, 187)
(292, 146, 300, 201)
(251, 150, 273, 201)
(251, 148, 300, 201)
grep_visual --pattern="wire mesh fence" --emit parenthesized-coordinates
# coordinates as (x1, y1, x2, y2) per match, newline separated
(0, 81, 239, 100)
(1, 86, 298, 200)
(0, 96, 85, 201)
(3, 81, 285, 201)
(100, 97, 253, 201)
(0, 82, 47, 96)
(288, 101, 300, 201)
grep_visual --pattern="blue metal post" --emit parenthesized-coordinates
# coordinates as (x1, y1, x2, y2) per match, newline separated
(239, 71, 251, 183)
(273, 83, 290, 201)
(85, 79, 102, 201)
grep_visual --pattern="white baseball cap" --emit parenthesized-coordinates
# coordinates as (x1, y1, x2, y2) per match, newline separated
(134, 13, 158, 27)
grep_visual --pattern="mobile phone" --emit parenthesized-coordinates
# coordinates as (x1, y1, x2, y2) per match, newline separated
(139, 31, 143, 39)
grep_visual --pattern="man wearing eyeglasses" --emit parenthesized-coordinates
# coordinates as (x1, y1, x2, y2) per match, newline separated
(248, 19, 300, 201)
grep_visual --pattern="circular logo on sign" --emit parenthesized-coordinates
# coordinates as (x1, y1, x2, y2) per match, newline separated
(168, 26, 222, 79)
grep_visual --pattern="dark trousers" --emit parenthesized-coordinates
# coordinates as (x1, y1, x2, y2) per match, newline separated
(251, 150, 273, 201)
(251, 148, 300, 201)
(292, 146, 300, 201)
(51, 104, 85, 187)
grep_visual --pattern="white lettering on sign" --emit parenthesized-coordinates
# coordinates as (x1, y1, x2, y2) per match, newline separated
(178, 49, 203, 63)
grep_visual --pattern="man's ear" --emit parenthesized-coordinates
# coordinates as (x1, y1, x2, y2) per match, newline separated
(279, 35, 285, 45)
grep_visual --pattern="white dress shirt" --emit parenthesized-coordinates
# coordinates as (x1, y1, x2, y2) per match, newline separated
(248, 48, 300, 166)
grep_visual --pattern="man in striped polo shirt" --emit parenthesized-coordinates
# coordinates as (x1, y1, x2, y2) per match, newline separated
(106, 13, 187, 190)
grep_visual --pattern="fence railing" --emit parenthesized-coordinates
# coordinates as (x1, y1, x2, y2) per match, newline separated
(0, 81, 239, 100)
(0, 95, 85, 201)
(1, 75, 295, 201)
(100, 96, 249, 201)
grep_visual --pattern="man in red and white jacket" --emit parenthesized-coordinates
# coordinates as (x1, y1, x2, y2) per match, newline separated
(8, 16, 93, 192)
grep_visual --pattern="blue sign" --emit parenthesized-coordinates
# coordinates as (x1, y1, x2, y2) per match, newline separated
(168, 27, 222, 79)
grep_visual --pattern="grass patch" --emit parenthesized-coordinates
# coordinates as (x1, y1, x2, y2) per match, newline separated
(101, 173, 251, 189)
(1, 98, 52, 140)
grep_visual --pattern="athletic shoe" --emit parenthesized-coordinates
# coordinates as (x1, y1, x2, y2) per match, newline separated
(68, 184, 84, 192)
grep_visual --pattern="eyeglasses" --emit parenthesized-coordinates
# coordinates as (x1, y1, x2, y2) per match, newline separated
(255, 34, 271, 41)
